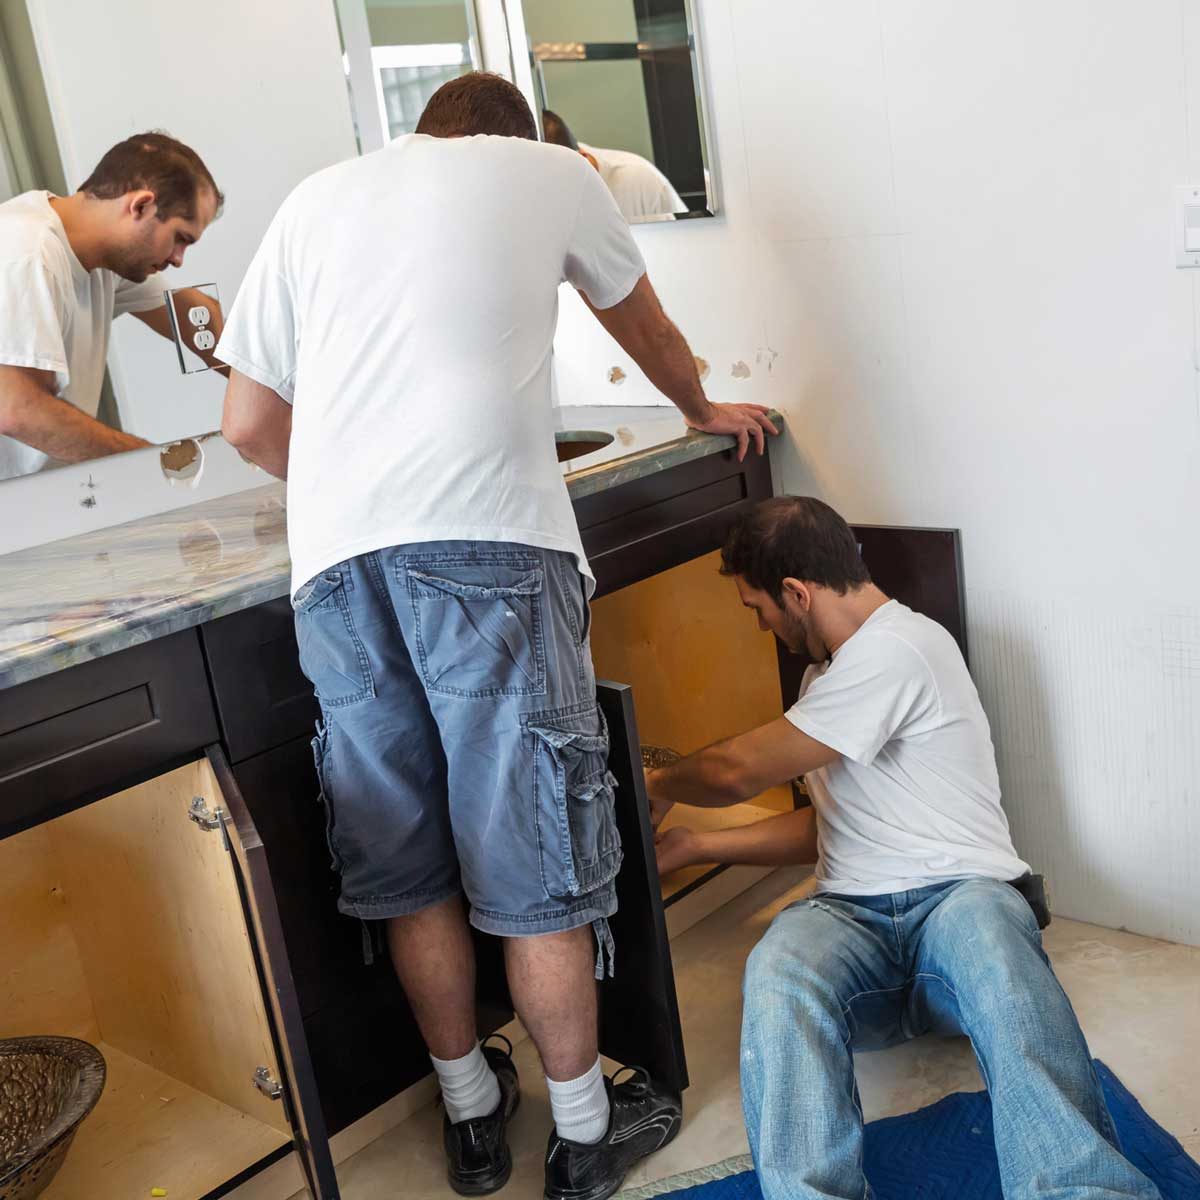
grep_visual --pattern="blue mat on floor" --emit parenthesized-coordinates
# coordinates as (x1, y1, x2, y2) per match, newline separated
(645, 1062, 1200, 1199)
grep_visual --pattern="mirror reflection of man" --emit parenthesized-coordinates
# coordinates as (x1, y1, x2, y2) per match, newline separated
(0, 132, 224, 482)
(542, 110, 688, 222)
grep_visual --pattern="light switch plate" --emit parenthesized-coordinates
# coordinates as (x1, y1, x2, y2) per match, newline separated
(1176, 186, 1200, 267)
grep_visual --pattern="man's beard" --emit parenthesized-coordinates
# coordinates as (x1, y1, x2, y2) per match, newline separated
(109, 228, 160, 282)
(784, 609, 827, 663)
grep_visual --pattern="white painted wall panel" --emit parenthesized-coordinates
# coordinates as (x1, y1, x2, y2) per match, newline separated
(554, 0, 1200, 942)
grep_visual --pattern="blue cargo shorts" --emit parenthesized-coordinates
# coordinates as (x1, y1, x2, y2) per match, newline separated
(293, 540, 621, 976)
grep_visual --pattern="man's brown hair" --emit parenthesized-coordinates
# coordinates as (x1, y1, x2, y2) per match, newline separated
(415, 72, 537, 140)
(721, 497, 872, 604)
(78, 131, 223, 220)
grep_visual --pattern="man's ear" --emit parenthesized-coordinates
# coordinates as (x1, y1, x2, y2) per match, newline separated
(127, 189, 158, 221)
(780, 577, 812, 614)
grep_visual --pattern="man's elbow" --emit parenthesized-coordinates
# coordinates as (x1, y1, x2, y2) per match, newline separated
(712, 755, 754, 805)
(220, 409, 258, 454)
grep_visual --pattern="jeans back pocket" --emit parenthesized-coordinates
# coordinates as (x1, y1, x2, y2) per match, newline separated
(404, 557, 546, 698)
(293, 565, 375, 708)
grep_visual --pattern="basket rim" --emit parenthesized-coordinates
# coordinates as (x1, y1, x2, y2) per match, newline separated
(0, 1037, 107, 1183)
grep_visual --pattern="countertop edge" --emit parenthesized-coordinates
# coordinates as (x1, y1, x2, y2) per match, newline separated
(0, 415, 782, 690)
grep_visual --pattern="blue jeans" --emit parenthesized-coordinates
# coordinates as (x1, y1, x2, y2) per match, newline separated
(741, 878, 1161, 1200)
(293, 541, 620, 970)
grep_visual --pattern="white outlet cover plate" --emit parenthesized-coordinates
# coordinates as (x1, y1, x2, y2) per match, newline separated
(1176, 186, 1200, 267)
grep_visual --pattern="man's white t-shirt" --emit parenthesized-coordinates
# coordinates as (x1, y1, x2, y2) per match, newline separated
(217, 134, 646, 597)
(0, 190, 165, 480)
(786, 599, 1030, 896)
(580, 144, 688, 221)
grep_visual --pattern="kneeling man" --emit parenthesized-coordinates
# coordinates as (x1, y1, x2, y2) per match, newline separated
(647, 496, 1159, 1200)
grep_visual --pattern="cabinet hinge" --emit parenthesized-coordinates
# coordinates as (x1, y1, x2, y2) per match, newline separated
(188, 795, 226, 833)
(253, 1066, 284, 1101)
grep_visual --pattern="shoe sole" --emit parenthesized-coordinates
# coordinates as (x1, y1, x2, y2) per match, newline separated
(448, 1090, 521, 1197)
(543, 1110, 683, 1200)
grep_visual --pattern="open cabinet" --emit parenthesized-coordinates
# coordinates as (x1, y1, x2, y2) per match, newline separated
(591, 551, 795, 903)
(0, 750, 336, 1200)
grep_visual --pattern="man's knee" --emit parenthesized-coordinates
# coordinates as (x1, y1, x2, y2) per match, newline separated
(743, 902, 848, 1024)
(929, 879, 1054, 1005)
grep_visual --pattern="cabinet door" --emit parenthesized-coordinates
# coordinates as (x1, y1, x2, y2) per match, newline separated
(596, 682, 689, 1094)
(204, 744, 340, 1200)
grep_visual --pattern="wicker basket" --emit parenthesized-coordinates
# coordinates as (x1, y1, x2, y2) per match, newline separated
(0, 1038, 106, 1200)
(641, 745, 683, 771)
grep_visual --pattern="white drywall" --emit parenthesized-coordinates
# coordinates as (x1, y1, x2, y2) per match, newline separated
(555, 0, 1200, 944)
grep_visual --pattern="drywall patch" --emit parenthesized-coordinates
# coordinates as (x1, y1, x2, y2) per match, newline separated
(694, 356, 711, 382)
(730, 360, 752, 380)
(756, 346, 779, 374)
(160, 438, 205, 488)
(608, 366, 627, 385)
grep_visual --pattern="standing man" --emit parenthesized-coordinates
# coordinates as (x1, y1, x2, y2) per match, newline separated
(0, 132, 224, 481)
(648, 496, 1162, 1200)
(218, 72, 776, 1200)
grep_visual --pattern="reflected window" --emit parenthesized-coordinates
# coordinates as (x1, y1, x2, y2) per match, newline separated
(336, 0, 479, 152)
(374, 43, 471, 139)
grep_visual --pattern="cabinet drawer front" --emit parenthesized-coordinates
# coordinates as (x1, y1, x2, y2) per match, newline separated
(0, 630, 217, 836)
(202, 598, 319, 763)
(575, 449, 773, 598)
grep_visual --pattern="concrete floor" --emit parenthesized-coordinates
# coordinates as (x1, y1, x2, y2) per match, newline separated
(312, 867, 1200, 1198)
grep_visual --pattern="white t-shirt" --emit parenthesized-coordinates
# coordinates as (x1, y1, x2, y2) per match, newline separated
(217, 134, 646, 597)
(786, 599, 1030, 896)
(0, 191, 165, 480)
(580, 144, 688, 221)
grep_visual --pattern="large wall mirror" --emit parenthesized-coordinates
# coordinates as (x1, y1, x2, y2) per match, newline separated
(516, 0, 717, 223)
(337, 0, 718, 224)
(0, 0, 716, 500)
(0, 0, 355, 488)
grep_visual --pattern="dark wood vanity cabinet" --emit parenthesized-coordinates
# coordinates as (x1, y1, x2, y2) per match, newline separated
(0, 443, 780, 1198)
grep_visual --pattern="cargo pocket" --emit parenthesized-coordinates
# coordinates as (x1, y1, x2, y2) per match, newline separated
(525, 701, 623, 900)
(310, 720, 345, 874)
(405, 557, 546, 698)
(293, 565, 374, 708)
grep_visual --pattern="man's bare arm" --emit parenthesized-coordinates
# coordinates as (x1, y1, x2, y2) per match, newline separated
(656, 805, 819, 876)
(645, 717, 838, 827)
(221, 369, 292, 479)
(0, 365, 149, 462)
(579, 275, 778, 461)
(132, 292, 230, 375)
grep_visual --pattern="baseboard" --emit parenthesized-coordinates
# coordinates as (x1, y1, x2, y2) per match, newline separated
(665, 863, 777, 940)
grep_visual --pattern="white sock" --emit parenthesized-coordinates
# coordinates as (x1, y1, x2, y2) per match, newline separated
(547, 1058, 610, 1145)
(431, 1044, 501, 1124)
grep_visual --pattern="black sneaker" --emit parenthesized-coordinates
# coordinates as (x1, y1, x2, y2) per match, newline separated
(443, 1034, 521, 1196)
(544, 1067, 683, 1200)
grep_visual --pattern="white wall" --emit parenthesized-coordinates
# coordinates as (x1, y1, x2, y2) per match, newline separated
(27, 0, 357, 444)
(556, 0, 1200, 944)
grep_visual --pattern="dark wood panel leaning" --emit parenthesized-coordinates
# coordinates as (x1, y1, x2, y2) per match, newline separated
(596, 681, 689, 1095)
(775, 525, 968, 812)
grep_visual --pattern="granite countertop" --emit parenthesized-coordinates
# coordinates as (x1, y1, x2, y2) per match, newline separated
(0, 406, 781, 690)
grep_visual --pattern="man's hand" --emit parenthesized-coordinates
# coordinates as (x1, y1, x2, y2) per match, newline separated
(655, 826, 701, 877)
(687, 402, 779, 462)
(645, 768, 675, 830)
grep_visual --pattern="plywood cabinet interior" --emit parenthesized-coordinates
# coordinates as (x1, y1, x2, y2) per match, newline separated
(0, 759, 292, 1199)
(590, 551, 794, 896)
